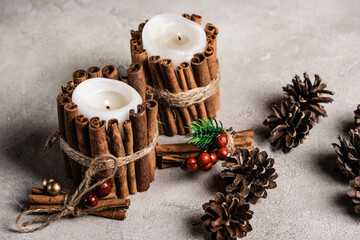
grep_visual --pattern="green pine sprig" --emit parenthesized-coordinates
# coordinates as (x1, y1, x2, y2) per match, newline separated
(185, 118, 225, 148)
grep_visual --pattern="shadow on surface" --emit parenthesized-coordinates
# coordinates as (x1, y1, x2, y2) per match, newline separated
(316, 152, 349, 184)
(184, 213, 209, 240)
(333, 194, 360, 221)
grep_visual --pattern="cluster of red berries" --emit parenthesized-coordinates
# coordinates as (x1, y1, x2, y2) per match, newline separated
(181, 134, 231, 172)
(82, 180, 112, 208)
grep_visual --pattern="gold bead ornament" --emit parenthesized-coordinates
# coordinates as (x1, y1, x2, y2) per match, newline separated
(42, 177, 56, 188)
(46, 181, 62, 196)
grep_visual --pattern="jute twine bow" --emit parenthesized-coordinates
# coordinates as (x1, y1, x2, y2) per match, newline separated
(16, 126, 158, 233)
(152, 74, 220, 108)
(225, 127, 236, 154)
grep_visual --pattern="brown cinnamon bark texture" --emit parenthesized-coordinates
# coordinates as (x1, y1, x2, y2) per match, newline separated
(207, 34, 217, 53)
(205, 23, 219, 36)
(149, 56, 177, 136)
(180, 62, 207, 120)
(128, 63, 147, 101)
(108, 119, 129, 199)
(87, 66, 102, 78)
(28, 194, 65, 205)
(130, 30, 141, 40)
(204, 46, 220, 111)
(123, 120, 137, 195)
(190, 14, 202, 24)
(130, 39, 142, 52)
(75, 115, 91, 177)
(31, 187, 46, 195)
(102, 65, 120, 80)
(89, 117, 117, 199)
(131, 49, 151, 84)
(64, 102, 82, 185)
(73, 69, 88, 84)
(129, 105, 151, 192)
(91, 208, 126, 220)
(145, 100, 158, 181)
(61, 84, 75, 97)
(159, 59, 191, 134)
(138, 22, 146, 32)
(191, 53, 216, 118)
(176, 65, 198, 123)
(182, 13, 191, 19)
(57, 93, 72, 179)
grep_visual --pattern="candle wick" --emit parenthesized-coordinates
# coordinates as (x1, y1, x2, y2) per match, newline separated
(178, 36, 181, 41)
(177, 32, 182, 41)
(106, 106, 110, 110)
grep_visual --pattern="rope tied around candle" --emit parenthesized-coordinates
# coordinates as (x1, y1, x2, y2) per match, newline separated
(152, 73, 220, 108)
(16, 125, 159, 233)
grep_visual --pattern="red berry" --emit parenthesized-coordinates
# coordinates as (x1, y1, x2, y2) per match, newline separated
(82, 193, 98, 208)
(197, 152, 211, 166)
(201, 162, 213, 171)
(215, 134, 228, 148)
(95, 180, 112, 197)
(181, 161, 190, 171)
(191, 164, 199, 171)
(217, 148, 231, 160)
(210, 153, 218, 165)
(186, 157, 197, 168)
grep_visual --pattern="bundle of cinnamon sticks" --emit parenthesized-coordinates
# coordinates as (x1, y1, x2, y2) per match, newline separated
(57, 65, 158, 200)
(130, 14, 220, 136)
(156, 129, 254, 169)
(28, 187, 130, 220)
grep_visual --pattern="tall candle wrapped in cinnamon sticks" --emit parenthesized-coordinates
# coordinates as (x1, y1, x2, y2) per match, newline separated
(130, 14, 221, 136)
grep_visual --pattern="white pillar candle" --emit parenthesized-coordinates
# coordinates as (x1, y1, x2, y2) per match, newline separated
(72, 78, 143, 133)
(142, 13, 207, 67)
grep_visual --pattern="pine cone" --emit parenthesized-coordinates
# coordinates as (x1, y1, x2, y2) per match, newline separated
(282, 73, 334, 122)
(346, 176, 360, 214)
(332, 129, 360, 178)
(354, 105, 360, 130)
(220, 148, 278, 204)
(202, 192, 253, 240)
(263, 101, 313, 153)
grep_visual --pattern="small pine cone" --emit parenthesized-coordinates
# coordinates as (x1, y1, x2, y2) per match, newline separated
(283, 72, 334, 122)
(332, 129, 360, 178)
(354, 105, 360, 130)
(220, 148, 278, 204)
(263, 101, 313, 153)
(202, 192, 253, 240)
(346, 176, 360, 213)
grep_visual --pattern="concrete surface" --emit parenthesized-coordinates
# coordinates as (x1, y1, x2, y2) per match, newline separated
(1, 0, 360, 239)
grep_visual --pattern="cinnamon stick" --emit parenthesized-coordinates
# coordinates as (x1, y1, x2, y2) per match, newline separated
(176, 65, 198, 123)
(102, 65, 120, 80)
(89, 117, 117, 199)
(75, 115, 91, 177)
(129, 105, 151, 192)
(128, 64, 146, 101)
(28, 194, 64, 205)
(64, 102, 82, 185)
(149, 56, 177, 136)
(130, 39, 142, 52)
(138, 22, 146, 32)
(130, 30, 141, 40)
(205, 23, 219, 36)
(174, 109, 186, 135)
(61, 84, 75, 97)
(159, 59, 191, 134)
(182, 13, 191, 19)
(87, 66, 102, 78)
(145, 100, 158, 181)
(91, 208, 126, 220)
(108, 119, 129, 199)
(191, 53, 216, 118)
(207, 34, 217, 54)
(131, 49, 151, 84)
(190, 14, 202, 25)
(31, 187, 47, 195)
(204, 46, 220, 111)
(73, 69, 88, 84)
(123, 120, 137, 195)
(180, 62, 207, 120)
(121, 76, 129, 85)
(56, 93, 72, 179)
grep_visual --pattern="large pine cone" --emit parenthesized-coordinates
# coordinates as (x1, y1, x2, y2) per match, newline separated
(202, 192, 253, 240)
(354, 105, 360, 130)
(283, 72, 334, 122)
(220, 148, 278, 204)
(332, 129, 360, 178)
(346, 176, 360, 213)
(263, 101, 313, 153)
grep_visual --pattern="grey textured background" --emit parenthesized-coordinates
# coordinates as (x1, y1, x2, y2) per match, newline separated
(1, 0, 360, 239)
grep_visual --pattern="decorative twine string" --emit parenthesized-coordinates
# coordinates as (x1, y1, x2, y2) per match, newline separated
(152, 74, 220, 108)
(16, 126, 159, 233)
(225, 127, 236, 154)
